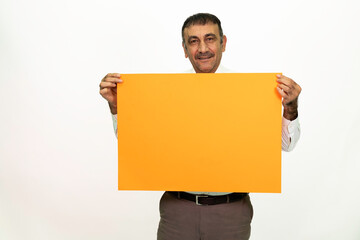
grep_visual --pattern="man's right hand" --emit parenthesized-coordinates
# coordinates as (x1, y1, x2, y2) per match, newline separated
(99, 73, 122, 114)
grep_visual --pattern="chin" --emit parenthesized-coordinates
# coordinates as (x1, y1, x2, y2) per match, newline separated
(197, 65, 215, 73)
(197, 69, 211, 73)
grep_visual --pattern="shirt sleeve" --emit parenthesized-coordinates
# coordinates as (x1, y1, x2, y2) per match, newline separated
(281, 117, 301, 152)
(111, 114, 118, 138)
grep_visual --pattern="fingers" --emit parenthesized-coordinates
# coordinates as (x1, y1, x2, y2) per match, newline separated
(276, 86, 287, 98)
(100, 73, 122, 92)
(277, 83, 290, 93)
(99, 87, 116, 96)
(103, 73, 121, 81)
(276, 74, 301, 90)
(99, 81, 117, 89)
(102, 73, 123, 84)
(101, 73, 121, 82)
(99, 73, 122, 104)
(103, 77, 122, 83)
(276, 74, 293, 86)
(276, 74, 302, 105)
(99, 87, 110, 96)
(106, 73, 121, 78)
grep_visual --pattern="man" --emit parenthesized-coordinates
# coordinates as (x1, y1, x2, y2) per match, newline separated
(100, 13, 301, 240)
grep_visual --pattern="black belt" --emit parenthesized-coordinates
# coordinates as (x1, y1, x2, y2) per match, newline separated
(168, 191, 248, 205)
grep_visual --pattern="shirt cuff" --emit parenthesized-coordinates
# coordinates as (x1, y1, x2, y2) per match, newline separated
(287, 117, 300, 134)
(282, 116, 291, 135)
(282, 117, 300, 152)
(112, 114, 118, 137)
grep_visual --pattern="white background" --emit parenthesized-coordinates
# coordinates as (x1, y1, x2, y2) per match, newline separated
(1, 0, 360, 239)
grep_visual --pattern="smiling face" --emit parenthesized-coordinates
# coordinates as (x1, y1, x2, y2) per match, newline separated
(182, 23, 227, 73)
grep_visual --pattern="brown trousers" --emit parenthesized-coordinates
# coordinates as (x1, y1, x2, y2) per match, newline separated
(157, 192, 253, 240)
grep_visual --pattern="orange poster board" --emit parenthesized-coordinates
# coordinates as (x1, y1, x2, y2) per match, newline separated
(117, 73, 282, 193)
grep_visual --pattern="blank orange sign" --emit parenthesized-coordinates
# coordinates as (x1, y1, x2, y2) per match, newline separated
(117, 73, 282, 193)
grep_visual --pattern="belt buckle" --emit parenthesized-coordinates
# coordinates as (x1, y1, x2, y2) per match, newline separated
(195, 195, 208, 205)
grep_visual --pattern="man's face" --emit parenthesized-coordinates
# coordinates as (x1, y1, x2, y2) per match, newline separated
(182, 23, 227, 73)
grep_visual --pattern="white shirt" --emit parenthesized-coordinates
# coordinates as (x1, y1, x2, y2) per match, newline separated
(111, 66, 301, 195)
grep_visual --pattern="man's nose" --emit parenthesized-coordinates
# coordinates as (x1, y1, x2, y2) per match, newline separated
(198, 41, 208, 53)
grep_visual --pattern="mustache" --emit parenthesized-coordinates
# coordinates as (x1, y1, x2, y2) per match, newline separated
(196, 52, 215, 59)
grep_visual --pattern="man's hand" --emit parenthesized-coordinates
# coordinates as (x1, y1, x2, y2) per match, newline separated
(276, 74, 302, 121)
(99, 73, 122, 114)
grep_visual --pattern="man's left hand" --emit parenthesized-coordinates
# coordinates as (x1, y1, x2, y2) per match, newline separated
(276, 74, 302, 120)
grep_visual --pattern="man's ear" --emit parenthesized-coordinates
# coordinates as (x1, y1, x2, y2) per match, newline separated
(182, 42, 188, 58)
(221, 35, 227, 52)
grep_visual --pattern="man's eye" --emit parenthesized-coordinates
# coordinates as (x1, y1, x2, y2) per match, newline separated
(190, 39, 198, 44)
(206, 37, 214, 42)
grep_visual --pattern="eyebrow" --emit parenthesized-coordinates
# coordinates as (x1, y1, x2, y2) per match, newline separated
(187, 36, 199, 43)
(205, 33, 217, 38)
